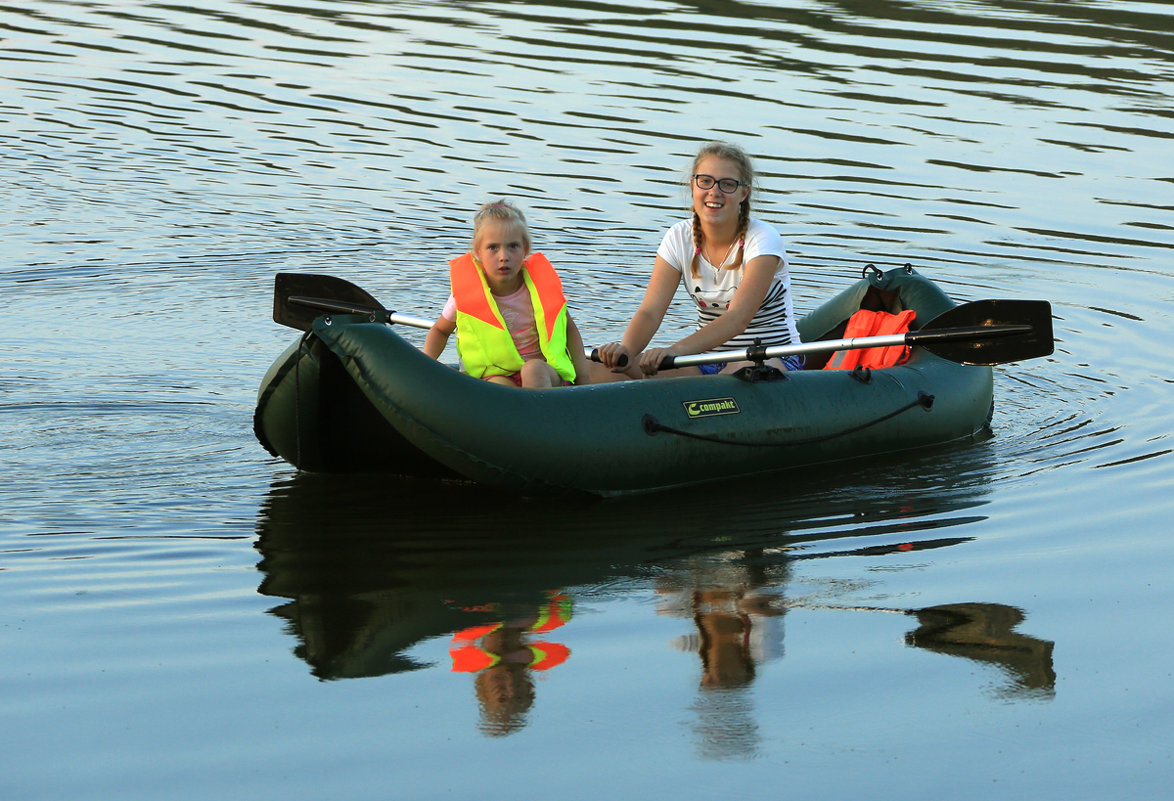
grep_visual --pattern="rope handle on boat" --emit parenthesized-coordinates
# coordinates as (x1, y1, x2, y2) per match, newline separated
(861, 262, 915, 279)
(640, 391, 935, 447)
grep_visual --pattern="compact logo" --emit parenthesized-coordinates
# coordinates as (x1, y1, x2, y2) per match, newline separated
(683, 397, 740, 419)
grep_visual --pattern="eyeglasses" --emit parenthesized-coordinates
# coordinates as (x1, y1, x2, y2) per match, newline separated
(692, 174, 746, 194)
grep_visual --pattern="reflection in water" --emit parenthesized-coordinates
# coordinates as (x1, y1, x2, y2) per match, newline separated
(658, 558, 788, 760)
(255, 448, 1053, 744)
(907, 602, 1056, 700)
(449, 593, 573, 736)
(655, 549, 1056, 759)
(660, 559, 789, 689)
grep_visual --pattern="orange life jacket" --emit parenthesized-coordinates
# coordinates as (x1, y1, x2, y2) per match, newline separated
(824, 308, 917, 370)
(449, 251, 576, 382)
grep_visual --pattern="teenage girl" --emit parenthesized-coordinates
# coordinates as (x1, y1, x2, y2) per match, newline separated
(594, 141, 801, 378)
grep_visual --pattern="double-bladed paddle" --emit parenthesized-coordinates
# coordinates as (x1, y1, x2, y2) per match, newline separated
(660, 298, 1053, 368)
(272, 272, 1054, 368)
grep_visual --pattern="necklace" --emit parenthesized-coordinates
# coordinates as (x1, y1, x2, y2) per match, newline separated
(699, 238, 737, 272)
(703, 239, 739, 271)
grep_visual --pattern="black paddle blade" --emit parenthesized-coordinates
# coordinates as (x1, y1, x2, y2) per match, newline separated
(915, 299, 1054, 365)
(273, 273, 384, 330)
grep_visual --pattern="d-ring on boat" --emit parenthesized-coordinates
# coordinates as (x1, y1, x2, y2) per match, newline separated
(253, 264, 1053, 497)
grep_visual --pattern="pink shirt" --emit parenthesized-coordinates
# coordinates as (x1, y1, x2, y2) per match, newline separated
(442, 285, 541, 360)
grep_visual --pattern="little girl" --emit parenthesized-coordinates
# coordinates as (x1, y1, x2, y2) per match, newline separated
(423, 200, 591, 388)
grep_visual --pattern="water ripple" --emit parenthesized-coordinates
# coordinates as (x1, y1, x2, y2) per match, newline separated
(3, 0, 1172, 498)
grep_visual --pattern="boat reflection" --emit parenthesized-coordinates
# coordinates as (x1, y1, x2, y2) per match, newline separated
(254, 449, 1055, 740)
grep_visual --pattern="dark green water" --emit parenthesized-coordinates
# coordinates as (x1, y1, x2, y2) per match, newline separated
(3, 1, 1171, 798)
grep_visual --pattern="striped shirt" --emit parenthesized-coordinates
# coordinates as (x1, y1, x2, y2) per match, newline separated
(657, 217, 801, 352)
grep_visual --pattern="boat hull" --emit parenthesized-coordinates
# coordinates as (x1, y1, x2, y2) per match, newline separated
(254, 267, 994, 496)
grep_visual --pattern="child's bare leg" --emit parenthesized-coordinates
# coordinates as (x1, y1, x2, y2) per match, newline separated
(520, 359, 560, 388)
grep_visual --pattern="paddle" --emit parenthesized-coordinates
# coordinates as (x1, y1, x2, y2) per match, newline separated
(654, 299, 1053, 369)
(274, 272, 435, 332)
(273, 273, 1053, 369)
(272, 272, 623, 364)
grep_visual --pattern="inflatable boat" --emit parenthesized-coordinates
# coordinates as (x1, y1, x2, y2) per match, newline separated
(253, 265, 1051, 497)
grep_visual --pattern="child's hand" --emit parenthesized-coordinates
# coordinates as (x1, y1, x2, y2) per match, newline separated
(595, 342, 630, 372)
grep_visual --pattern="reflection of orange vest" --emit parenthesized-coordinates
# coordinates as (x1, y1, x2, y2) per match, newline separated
(450, 643, 499, 672)
(450, 641, 570, 672)
(528, 642, 570, 670)
(449, 592, 573, 673)
(449, 252, 576, 382)
(824, 309, 917, 370)
(531, 592, 572, 634)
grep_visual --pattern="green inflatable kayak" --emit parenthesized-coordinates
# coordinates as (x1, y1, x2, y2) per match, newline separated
(254, 265, 1051, 497)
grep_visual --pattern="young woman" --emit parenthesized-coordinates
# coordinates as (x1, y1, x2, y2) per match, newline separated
(594, 141, 801, 378)
(424, 199, 591, 388)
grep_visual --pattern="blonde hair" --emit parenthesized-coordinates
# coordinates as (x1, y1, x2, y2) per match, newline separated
(472, 199, 531, 254)
(689, 141, 754, 278)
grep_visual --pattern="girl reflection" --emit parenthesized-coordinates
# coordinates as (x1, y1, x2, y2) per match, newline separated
(449, 591, 572, 736)
(659, 557, 788, 760)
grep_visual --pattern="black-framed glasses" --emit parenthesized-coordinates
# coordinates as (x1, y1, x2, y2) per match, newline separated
(692, 174, 746, 194)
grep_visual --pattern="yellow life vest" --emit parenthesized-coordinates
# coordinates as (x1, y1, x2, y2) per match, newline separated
(449, 251, 576, 383)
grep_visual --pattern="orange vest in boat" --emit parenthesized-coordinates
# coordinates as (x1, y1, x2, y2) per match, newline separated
(824, 308, 917, 370)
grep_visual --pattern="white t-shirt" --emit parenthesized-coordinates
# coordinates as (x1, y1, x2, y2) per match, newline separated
(441, 286, 541, 360)
(657, 217, 801, 351)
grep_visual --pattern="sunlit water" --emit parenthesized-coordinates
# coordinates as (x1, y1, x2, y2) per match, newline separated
(2, 1, 1172, 799)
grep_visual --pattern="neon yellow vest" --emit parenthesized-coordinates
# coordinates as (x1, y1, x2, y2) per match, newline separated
(450, 251, 576, 383)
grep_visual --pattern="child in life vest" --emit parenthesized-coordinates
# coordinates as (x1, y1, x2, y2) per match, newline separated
(423, 199, 592, 388)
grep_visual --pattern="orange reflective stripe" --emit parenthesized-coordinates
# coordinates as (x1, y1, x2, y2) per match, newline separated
(825, 308, 917, 370)
(450, 253, 505, 330)
(521, 253, 566, 341)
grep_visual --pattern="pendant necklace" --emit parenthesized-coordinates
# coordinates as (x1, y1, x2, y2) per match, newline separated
(699, 237, 737, 274)
(704, 239, 740, 274)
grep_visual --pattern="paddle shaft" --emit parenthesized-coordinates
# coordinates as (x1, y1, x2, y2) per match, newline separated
(288, 294, 621, 364)
(288, 295, 434, 330)
(659, 323, 1034, 369)
(284, 288, 1052, 369)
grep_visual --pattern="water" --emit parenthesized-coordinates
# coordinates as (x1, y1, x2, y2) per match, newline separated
(3, 0, 1172, 798)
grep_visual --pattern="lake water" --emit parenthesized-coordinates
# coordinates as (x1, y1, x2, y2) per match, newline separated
(3, 0, 1172, 798)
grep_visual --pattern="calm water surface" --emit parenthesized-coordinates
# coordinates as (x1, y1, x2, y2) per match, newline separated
(2, 1, 1172, 799)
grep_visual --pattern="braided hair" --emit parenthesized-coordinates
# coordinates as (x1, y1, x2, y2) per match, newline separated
(689, 141, 754, 279)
